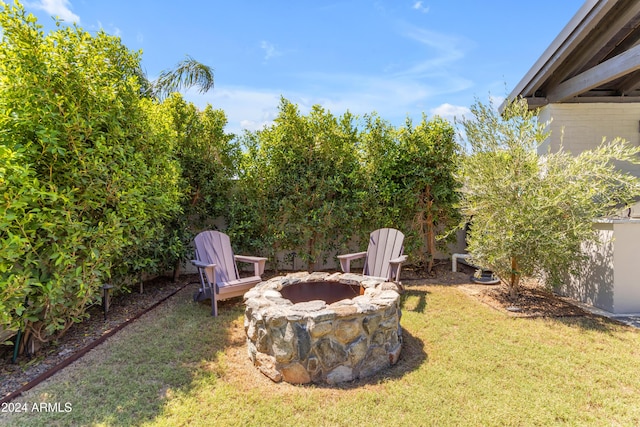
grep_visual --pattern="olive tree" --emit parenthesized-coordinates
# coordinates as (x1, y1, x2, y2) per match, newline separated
(459, 97, 640, 299)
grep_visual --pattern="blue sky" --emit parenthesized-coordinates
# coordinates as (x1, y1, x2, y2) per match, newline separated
(22, 0, 584, 134)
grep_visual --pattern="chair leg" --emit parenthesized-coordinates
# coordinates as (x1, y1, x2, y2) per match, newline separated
(194, 286, 212, 302)
(194, 287, 204, 302)
(211, 294, 218, 317)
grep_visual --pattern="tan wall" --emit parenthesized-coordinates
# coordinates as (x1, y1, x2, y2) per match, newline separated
(538, 103, 640, 177)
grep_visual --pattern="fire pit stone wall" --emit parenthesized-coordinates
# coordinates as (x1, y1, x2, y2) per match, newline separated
(244, 271, 402, 384)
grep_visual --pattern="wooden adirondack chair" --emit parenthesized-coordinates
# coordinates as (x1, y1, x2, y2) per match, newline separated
(191, 230, 267, 316)
(337, 228, 407, 285)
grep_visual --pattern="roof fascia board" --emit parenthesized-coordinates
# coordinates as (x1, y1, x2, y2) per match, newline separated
(507, 0, 610, 101)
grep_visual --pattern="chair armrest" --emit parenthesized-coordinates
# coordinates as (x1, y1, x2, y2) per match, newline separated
(387, 255, 407, 284)
(191, 259, 216, 269)
(389, 255, 408, 265)
(235, 255, 268, 276)
(191, 260, 216, 286)
(337, 252, 367, 260)
(337, 251, 367, 273)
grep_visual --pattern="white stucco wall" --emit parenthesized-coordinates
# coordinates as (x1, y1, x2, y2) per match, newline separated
(559, 219, 640, 314)
(610, 221, 640, 313)
(559, 222, 615, 312)
(538, 103, 640, 177)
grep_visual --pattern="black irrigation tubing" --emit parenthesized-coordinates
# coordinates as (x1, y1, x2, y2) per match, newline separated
(0, 281, 192, 405)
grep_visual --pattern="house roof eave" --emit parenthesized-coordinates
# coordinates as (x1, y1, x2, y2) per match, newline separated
(503, 0, 612, 112)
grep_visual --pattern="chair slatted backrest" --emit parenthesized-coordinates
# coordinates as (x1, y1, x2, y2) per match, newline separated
(364, 228, 404, 279)
(194, 231, 240, 284)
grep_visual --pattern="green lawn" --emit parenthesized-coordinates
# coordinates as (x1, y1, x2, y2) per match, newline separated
(2, 282, 640, 426)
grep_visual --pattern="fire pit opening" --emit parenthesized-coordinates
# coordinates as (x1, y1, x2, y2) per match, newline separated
(279, 281, 361, 304)
(244, 272, 403, 384)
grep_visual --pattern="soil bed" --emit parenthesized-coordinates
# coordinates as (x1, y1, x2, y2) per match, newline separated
(458, 281, 589, 318)
(0, 275, 195, 400)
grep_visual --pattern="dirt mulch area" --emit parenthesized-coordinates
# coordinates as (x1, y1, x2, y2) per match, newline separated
(404, 263, 589, 318)
(0, 274, 198, 401)
(458, 281, 589, 318)
(0, 264, 590, 401)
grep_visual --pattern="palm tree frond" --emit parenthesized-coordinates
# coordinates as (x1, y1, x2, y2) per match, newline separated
(154, 55, 214, 98)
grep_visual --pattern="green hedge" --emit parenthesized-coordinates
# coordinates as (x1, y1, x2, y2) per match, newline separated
(227, 100, 460, 272)
(0, 3, 182, 344)
(0, 3, 461, 346)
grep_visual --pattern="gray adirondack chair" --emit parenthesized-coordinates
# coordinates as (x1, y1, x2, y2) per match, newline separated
(191, 230, 267, 316)
(337, 228, 407, 284)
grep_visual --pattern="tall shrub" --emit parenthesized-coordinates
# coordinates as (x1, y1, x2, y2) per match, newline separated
(226, 129, 278, 260)
(0, 3, 181, 344)
(162, 93, 238, 227)
(361, 114, 460, 271)
(359, 114, 402, 230)
(230, 98, 362, 271)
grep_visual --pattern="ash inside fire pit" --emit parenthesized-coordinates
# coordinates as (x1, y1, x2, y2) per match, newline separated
(244, 272, 403, 384)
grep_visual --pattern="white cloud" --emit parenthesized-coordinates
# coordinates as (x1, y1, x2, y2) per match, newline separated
(183, 26, 474, 136)
(291, 70, 471, 121)
(412, 1, 430, 13)
(397, 26, 467, 77)
(430, 103, 470, 122)
(260, 40, 283, 61)
(185, 71, 472, 136)
(489, 94, 506, 109)
(95, 21, 122, 38)
(29, 0, 80, 23)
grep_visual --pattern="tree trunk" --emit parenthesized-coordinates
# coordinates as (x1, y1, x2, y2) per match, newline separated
(425, 185, 435, 273)
(307, 234, 316, 272)
(509, 256, 520, 301)
(190, 186, 201, 206)
(172, 259, 181, 282)
(273, 242, 280, 275)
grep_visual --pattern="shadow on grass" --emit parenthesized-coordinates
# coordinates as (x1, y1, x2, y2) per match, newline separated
(78, 284, 430, 422)
(552, 312, 637, 334)
(400, 287, 430, 314)
(110, 289, 246, 424)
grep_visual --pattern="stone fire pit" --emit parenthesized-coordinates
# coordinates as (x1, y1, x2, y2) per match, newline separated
(243, 271, 402, 384)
